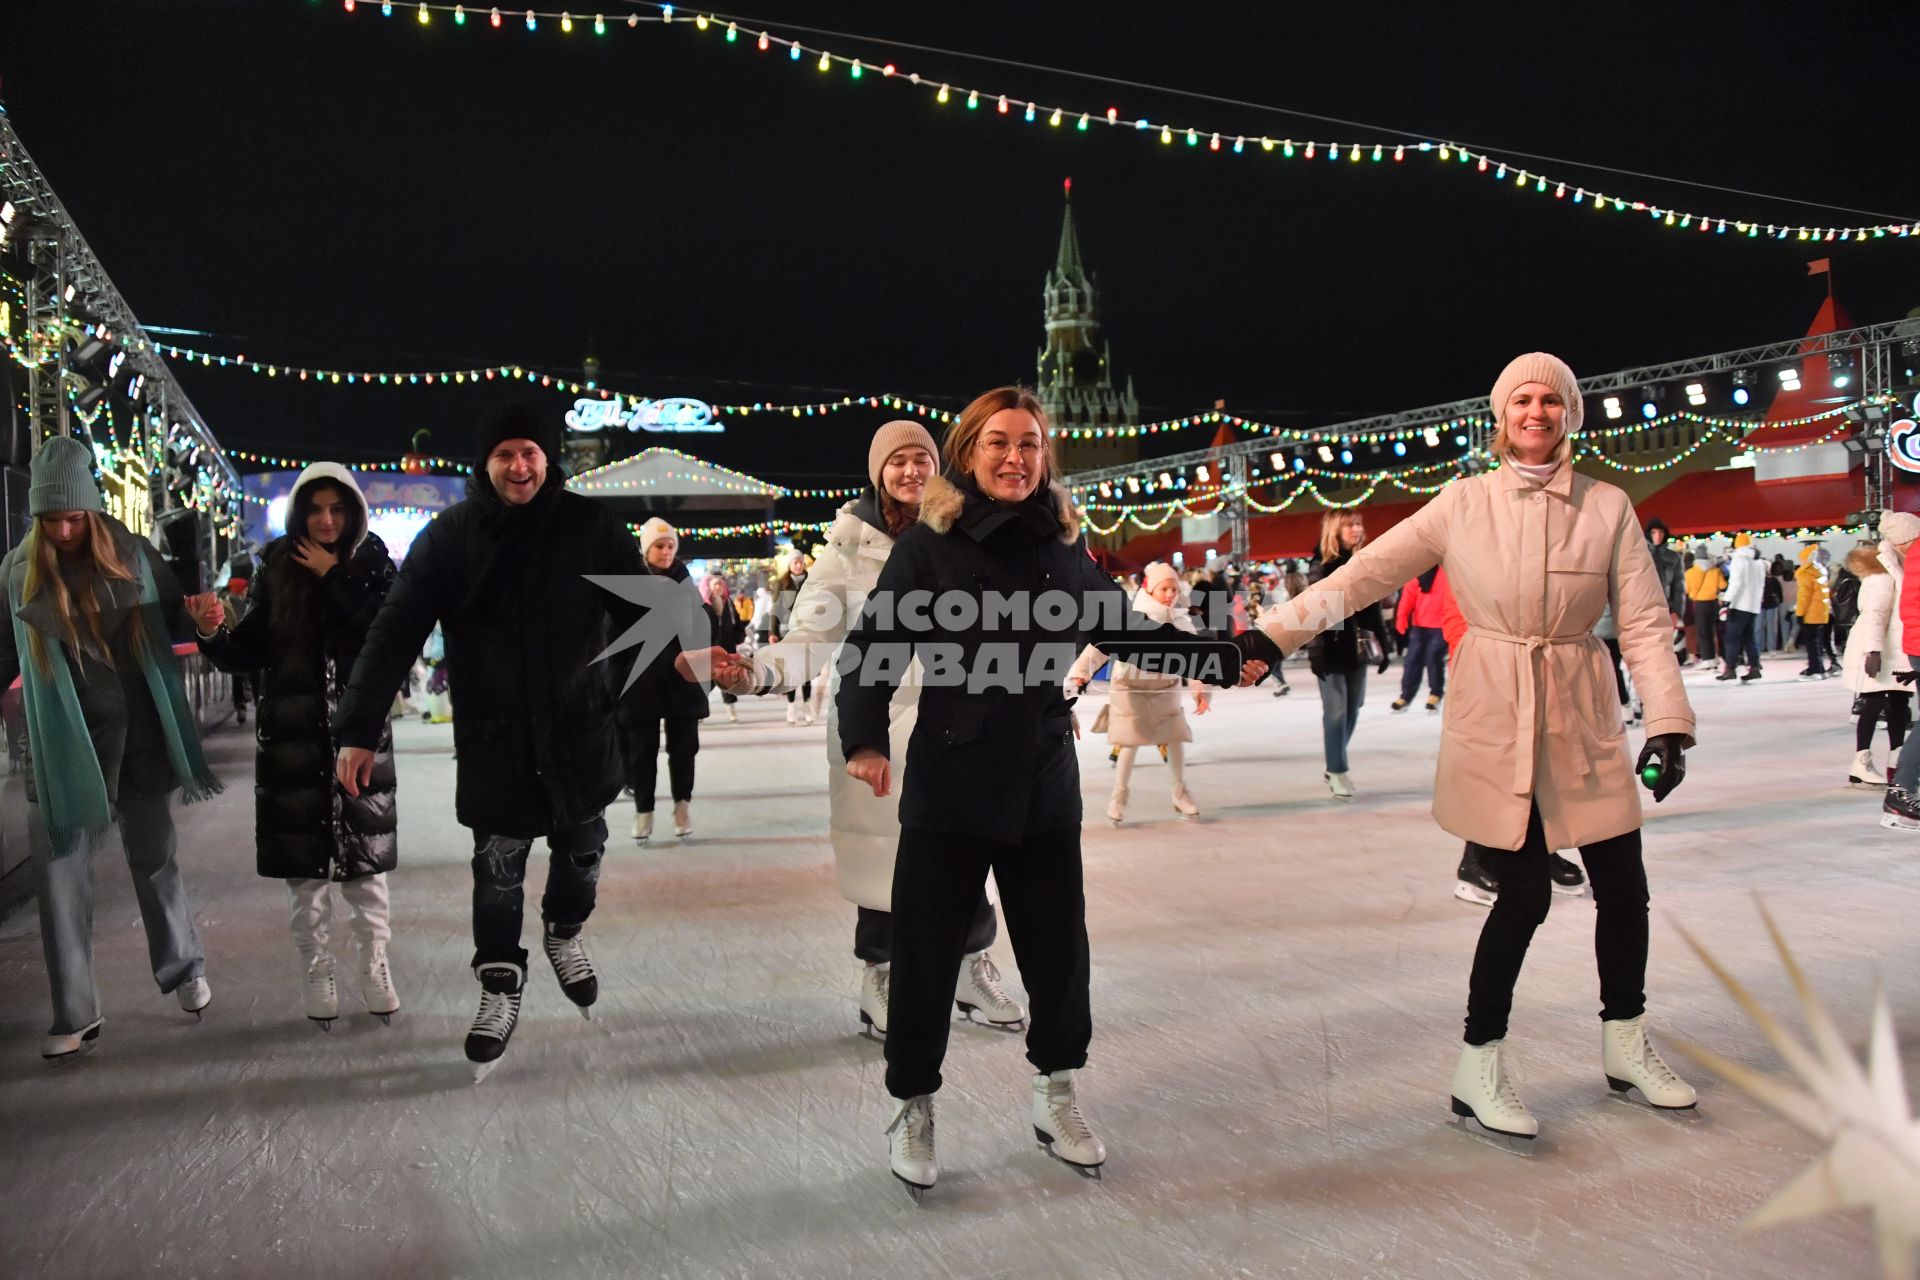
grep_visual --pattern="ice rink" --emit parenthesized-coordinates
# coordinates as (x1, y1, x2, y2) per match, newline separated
(0, 659, 1908, 1279)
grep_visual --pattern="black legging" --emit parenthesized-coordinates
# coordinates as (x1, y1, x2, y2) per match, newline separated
(1859, 691, 1912, 753)
(1464, 804, 1648, 1045)
(623, 715, 699, 811)
(1801, 622, 1834, 673)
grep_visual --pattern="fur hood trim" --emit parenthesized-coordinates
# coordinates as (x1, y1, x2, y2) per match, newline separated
(917, 474, 1080, 544)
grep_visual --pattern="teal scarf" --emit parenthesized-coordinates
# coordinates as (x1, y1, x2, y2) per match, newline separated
(7, 541, 222, 846)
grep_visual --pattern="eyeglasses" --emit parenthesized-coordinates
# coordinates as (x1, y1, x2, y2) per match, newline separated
(977, 439, 1043, 461)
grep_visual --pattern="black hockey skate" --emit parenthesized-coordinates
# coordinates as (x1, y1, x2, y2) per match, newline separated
(466, 962, 524, 1083)
(542, 922, 598, 1018)
(1547, 852, 1586, 898)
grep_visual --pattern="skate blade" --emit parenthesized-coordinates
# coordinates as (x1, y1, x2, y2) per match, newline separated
(310, 1017, 337, 1033)
(1448, 1111, 1537, 1157)
(372, 1012, 394, 1026)
(891, 1171, 933, 1205)
(1175, 811, 1200, 822)
(471, 1060, 499, 1084)
(1036, 1139, 1104, 1179)
(577, 1005, 594, 1022)
(1605, 1080, 1701, 1117)
(955, 1004, 1026, 1033)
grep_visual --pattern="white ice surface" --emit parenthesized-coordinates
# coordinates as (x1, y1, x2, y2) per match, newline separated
(0, 660, 1907, 1279)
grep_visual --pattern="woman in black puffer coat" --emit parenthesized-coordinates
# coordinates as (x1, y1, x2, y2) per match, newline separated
(617, 517, 717, 843)
(194, 464, 400, 1027)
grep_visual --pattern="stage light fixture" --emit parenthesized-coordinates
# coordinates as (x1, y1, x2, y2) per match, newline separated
(1603, 396, 1623, 420)
(1422, 428, 1439, 447)
(1828, 350, 1853, 389)
(1685, 382, 1707, 406)
(74, 384, 106, 412)
(1316, 444, 1334, 463)
(1777, 366, 1802, 391)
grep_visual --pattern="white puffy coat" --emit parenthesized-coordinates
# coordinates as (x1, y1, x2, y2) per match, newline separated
(1724, 545, 1766, 613)
(755, 498, 917, 911)
(1841, 542, 1905, 695)
(1067, 591, 1204, 747)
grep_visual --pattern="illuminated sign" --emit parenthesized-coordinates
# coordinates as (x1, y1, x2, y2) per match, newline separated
(565, 397, 723, 434)
(100, 453, 152, 537)
(1891, 418, 1920, 474)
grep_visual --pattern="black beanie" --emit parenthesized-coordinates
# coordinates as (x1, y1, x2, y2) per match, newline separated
(474, 401, 564, 469)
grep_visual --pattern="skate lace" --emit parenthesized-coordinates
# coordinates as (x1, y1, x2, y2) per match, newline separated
(872, 965, 891, 1006)
(885, 1096, 935, 1162)
(1484, 1043, 1528, 1117)
(968, 954, 1012, 1009)
(361, 947, 392, 990)
(306, 956, 337, 998)
(1041, 1078, 1096, 1145)
(471, 988, 520, 1039)
(545, 933, 595, 986)
(1621, 1025, 1682, 1089)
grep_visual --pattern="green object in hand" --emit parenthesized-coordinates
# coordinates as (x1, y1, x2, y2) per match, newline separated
(1641, 764, 1663, 787)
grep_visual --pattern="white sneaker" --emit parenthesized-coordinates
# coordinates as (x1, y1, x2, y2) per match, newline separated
(1171, 782, 1200, 819)
(1602, 1015, 1697, 1109)
(42, 1018, 103, 1061)
(955, 951, 1025, 1028)
(1449, 1040, 1538, 1140)
(301, 954, 338, 1029)
(885, 1094, 938, 1198)
(673, 800, 692, 838)
(858, 962, 889, 1040)
(633, 811, 653, 843)
(1032, 1070, 1105, 1174)
(786, 702, 800, 725)
(1326, 771, 1354, 800)
(1849, 749, 1887, 789)
(1105, 785, 1128, 826)
(357, 942, 401, 1020)
(176, 976, 212, 1016)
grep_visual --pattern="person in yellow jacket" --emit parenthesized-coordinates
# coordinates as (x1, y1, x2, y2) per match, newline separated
(1683, 543, 1727, 664)
(1795, 544, 1836, 679)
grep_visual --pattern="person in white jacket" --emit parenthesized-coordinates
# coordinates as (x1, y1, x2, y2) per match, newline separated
(689, 421, 1026, 1038)
(1716, 535, 1766, 683)
(1842, 529, 1911, 791)
(1067, 561, 1210, 823)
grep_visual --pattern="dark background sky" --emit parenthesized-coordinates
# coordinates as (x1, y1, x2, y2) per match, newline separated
(7, 0, 1919, 501)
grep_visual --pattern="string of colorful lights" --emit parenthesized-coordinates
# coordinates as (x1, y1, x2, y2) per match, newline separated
(306, 1, 1919, 243)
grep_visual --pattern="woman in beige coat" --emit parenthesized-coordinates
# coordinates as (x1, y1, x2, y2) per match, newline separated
(1256, 352, 1698, 1148)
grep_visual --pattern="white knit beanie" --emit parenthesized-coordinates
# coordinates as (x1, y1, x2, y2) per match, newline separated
(1490, 351, 1584, 436)
(1142, 561, 1180, 594)
(638, 516, 678, 556)
(1880, 510, 1920, 550)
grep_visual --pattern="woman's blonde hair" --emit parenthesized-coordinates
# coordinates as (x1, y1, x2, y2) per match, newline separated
(21, 512, 137, 679)
(1317, 511, 1364, 563)
(946, 386, 1054, 492)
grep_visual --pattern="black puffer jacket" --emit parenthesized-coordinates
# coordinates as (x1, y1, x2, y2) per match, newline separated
(837, 473, 1257, 843)
(612, 558, 717, 724)
(333, 470, 646, 839)
(1304, 549, 1389, 677)
(201, 525, 397, 881)
(1644, 518, 1687, 616)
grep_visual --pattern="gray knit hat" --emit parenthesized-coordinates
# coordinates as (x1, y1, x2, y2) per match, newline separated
(29, 436, 104, 516)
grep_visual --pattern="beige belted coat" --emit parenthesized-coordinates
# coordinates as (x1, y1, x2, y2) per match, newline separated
(1258, 463, 1694, 850)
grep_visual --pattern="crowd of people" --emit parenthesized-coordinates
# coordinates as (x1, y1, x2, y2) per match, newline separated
(5, 355, 1912, 1198)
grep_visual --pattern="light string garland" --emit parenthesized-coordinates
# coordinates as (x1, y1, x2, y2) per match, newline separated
(568, 445, 862, 498)
(624, 517, 835, 540)
(309, 1, 1920, 243)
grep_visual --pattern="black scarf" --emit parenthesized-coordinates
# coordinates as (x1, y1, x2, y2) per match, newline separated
(946, 471, 1062, 543)
(463, 467, 566, 618)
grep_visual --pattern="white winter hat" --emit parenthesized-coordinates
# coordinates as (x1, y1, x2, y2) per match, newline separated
(1880, 510, 1920, 550)
(1490, 351, 1584, 444)
(638, 516, 678, 555)
(1142, 561, 1180, 594)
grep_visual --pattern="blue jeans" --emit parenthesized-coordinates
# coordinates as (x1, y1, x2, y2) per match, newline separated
(1319, 669, 1367, 773)
(1760, 605, 1780, 652)
(1399, 626, 1447, 702)
(1898, 656, 1920, 795)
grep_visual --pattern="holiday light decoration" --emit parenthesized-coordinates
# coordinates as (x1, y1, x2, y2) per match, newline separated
(1671, 903, 1920, 1279)
(624, 516, 834, 540)
(308, 1, 1920, 243)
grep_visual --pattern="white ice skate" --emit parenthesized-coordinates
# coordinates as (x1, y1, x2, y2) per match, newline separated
(1325, 771, 1354, 801)
(673, 800, 692, 838)
(42, 1018, 103, 1062)
(176, 976, 212, 1018)
(785, 702, 801, 725)
(725, 702, 738, 723)
(1106, 785, 1128, 827)
(858, 963, 888, 1041)
(301, 954, 338, 1031)
(1171, 783, 1200, 820)
(1602, 1016, 1697, 1111)
(357, 942, 400, 1023)
(885, 1094, 937, 1202)
(1032, 1070, 1105, 1177)
(633, 811, 653, 844)
(955, 951, 1025, 1030)
(466, 962, 525, 1083)
(1849, 749, 1887, 789)
(1449, 1040, 1538, 1154)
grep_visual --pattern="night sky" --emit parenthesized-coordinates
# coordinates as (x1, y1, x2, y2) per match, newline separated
(7, 0, 1920, 514)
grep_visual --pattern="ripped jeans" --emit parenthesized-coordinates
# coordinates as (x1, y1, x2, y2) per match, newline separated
(470, 813, 609, 969)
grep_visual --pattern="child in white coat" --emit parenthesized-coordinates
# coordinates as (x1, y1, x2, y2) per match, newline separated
(1068, 561, 1210, 824)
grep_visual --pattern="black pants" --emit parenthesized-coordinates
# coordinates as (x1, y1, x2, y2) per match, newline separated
(1464, 804, 1648, 1045)
(1859, 691, 1912, 752)
(1801, 622, 1834, 673)
(1602, 638, 1628, 704)
(470, 813, 608, 969)
(1723, 608, 1760, 673)
(624, 715, 699, 811)
(886, 825, 1089, 1098)
(1690, 600, 1718, 662)
(854, 897, 996, 965)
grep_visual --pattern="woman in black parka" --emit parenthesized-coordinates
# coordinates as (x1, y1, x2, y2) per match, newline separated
(617, 517, 717, 843)
(193, 464, 400, 1029)
(837, 386, 1272, 1199)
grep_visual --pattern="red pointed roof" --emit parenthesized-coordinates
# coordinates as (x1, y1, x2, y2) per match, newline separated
(1742, 294, 1856, 450)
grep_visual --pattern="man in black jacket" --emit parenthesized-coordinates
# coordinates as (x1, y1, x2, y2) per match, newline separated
(332, 401, 680, 1078)
(1643, 517, 1687, 661)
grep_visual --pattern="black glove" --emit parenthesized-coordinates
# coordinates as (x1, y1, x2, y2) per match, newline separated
(1897, 670, 1919, 688)
(1866, 652, 1881, 680)
(1376, 653, 1391, 675)
(1634, 733, 1687, 803)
